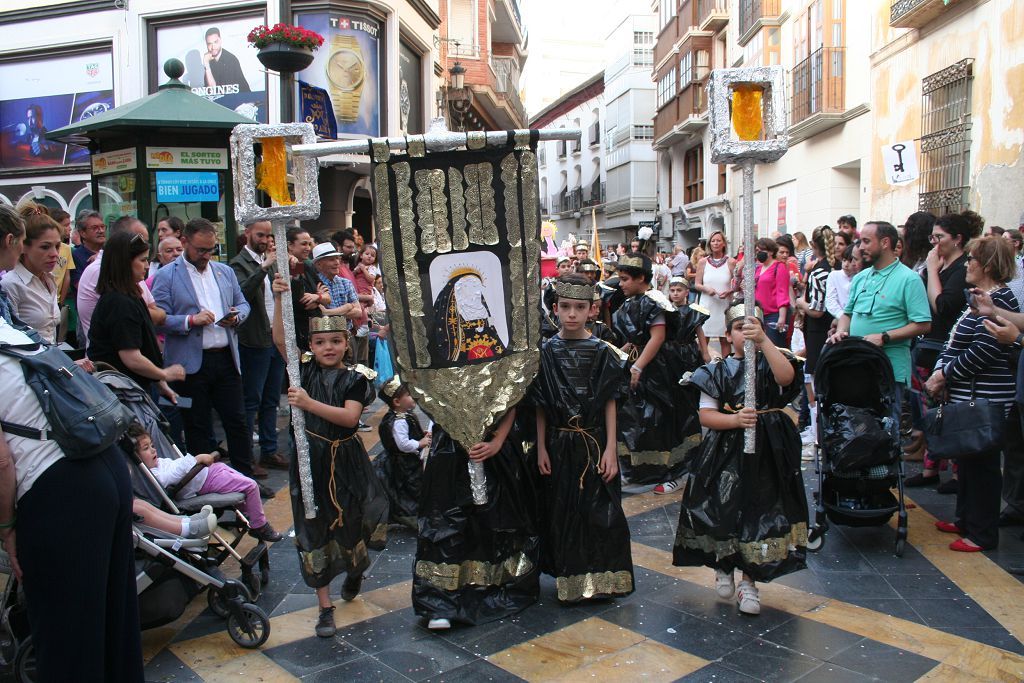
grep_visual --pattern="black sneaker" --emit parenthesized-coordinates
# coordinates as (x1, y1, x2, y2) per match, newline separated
(904, 473, 939, 487)
(341, 574, 363, 601)
(315, 606, 336, 637)
(258, 483, 277, 499)
(251, 522, 283, 543)
(358, 421, 372, 432)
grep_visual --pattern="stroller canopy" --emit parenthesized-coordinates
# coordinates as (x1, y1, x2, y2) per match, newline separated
(814, 338, 899, 417)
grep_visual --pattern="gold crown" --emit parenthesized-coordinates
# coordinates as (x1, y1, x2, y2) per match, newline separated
(309, 316, 350, 334)
(617, 254, 646, 269)
(554, 281, 595, 301)
(725, 303, 764, 329)
(577, 261, 601, 273)
(669, 276, 689, 287)
(380, 374, 403, 400)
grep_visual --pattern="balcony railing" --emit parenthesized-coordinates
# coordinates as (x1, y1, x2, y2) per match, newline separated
(738, 0, 781, 44)
(791, 47, 845, 125)
(583, 180, 606, 207)
(890, 0, 957, 28)
(550, 188, 583, 214)
(697, 0, 729, 31)
(490, 55, 526, 123)
(588, 121, 601, 146)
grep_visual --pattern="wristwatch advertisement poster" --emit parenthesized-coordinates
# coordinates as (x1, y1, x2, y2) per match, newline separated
(294, 12, 381, 137)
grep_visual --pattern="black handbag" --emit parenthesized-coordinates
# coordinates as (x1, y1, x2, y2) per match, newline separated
(922, 380, 1006, 460)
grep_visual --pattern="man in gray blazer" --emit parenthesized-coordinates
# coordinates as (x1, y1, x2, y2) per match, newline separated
(152, 218, 263, 490)
(231, 220, 288, 477)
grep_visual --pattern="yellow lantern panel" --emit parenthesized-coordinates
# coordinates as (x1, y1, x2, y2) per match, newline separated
(731, 85, 764, 142)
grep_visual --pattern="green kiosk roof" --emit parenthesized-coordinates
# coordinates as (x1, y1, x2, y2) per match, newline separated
(46, 59, 253, 146)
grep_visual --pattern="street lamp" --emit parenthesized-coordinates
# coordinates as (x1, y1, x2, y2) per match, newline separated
(449, 61, 466, 90)
(446, 60, 474, 131)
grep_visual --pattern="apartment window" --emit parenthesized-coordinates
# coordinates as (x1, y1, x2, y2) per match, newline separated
(718, 164, 727, 195)
(657, 67, 677, 109)
(634, 31, 654, 45)
(632, 125, 654, 141)
(919, 59, 973, 214)
(633, 47, 654, 67)
(684, 144, 704, 204)
(679, 52, 693, 85)
(659, 0, 676, 31)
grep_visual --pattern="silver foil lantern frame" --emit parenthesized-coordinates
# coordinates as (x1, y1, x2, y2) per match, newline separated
(707, 66, 789, 165)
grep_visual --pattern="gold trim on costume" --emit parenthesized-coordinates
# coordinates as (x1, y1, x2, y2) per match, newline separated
(309, 315, 350, 334)
(618, 254, 645, 269)
(351, 364, 378, 381)
(300, 539, 369, 576)
(618, 434, 700, 467)
(554, 281, 595, 301)
(414, 552, 535, 591)
(555, 571, 633, 602)
(674, 523, 809, 566)
(381, 375, 403, 400)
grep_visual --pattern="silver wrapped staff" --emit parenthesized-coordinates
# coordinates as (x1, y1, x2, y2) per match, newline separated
(706, 67, 789, 455)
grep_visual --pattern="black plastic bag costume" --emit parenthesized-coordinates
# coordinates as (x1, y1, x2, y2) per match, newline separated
(413, 422, 540, 625)
(291, 363, 389, 589)
(529, 335, 634, 603)
(613, 290, 702, 484)
(587, 319, 622, 347)
(675, 303, 711, 372)
(374, 410, 426, 529)
(673, 351, 808, 582)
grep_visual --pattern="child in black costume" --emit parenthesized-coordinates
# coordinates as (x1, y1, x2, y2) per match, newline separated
(374, 376, 430, 529)
(532, 274, 634, 603)
(673, 304, 808, 616)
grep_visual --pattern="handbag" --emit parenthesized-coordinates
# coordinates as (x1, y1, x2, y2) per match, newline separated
(922, 379, 1006, 460)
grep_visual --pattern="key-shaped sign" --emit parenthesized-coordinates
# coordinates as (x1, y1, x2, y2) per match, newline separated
(882, 140, 919, 185)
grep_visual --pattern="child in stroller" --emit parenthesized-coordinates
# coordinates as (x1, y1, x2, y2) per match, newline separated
(128, 423, 283, 543)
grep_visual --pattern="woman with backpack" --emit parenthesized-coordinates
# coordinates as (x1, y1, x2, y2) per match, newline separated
(0, 205, 144, 682)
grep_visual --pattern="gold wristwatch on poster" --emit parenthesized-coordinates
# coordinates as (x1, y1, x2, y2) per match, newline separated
(326, 34, 365, 123)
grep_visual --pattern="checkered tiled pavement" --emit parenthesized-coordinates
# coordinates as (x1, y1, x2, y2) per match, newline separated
(41, 403, 1024, 682)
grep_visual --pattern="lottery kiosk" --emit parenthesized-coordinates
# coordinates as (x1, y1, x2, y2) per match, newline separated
(46, 59, 253, 258)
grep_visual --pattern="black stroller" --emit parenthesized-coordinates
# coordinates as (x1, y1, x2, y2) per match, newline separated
(806, 338, 909, 556)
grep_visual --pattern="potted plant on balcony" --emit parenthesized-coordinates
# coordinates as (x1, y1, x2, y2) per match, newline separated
(247, 23, 324, 74)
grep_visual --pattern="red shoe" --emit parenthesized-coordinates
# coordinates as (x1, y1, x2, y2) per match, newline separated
(934, 521, 963, 534)
(949, 538, 984, 552)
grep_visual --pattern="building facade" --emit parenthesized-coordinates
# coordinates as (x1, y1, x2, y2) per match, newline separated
(532, 13, 657, 250)
(438, 0, 528, 131)
(0, 0, 442, 251)
(869, 0, 1024, 229)
(654, 0, 871, 251)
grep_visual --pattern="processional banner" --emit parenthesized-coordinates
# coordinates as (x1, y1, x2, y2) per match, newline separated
(369, 131, 542, 450)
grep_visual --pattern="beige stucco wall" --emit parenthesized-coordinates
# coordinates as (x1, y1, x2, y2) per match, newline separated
(868, 0, 1024, 227)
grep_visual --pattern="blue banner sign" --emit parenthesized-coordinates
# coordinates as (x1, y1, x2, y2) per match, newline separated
(155, 171, 220, 202)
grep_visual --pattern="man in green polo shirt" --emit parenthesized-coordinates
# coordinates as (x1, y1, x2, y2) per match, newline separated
(830, 221, 931, 388)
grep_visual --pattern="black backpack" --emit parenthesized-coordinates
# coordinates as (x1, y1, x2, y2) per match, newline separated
(0, 342, 132, 459)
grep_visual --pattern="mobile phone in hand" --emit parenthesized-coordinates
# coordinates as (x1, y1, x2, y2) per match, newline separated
(216, 309, 238, 326)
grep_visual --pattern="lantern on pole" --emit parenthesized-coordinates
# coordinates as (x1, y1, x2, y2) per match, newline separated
(706, 66, 789, 454)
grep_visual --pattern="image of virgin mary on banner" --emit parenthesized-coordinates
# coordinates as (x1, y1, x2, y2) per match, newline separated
(370, 131, 542, 450)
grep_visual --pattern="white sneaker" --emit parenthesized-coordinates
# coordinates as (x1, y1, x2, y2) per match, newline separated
(715, 569, 735, 599)
(653, 478, 683, 495)
(737, 581, 760, 615)
(800, 426, 816, 445)
(427, 618, 451, 630)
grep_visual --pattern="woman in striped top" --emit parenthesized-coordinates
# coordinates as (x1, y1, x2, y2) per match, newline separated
(926, 236, 1020, 551)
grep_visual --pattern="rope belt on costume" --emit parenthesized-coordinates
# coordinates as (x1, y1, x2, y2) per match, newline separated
(721, 404, 788, 415)
(305, 430, 357, 530)
(557, 415, 602, 489)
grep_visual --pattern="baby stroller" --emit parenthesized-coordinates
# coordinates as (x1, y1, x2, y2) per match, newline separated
(96, 368, 272, 647)
(806, 338, 909, 557)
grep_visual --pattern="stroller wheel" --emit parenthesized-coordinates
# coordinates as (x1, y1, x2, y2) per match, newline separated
(13, 636, 35, 683)
(895, 537, 906, 558)
(227, 603, 271, 649)
(806, 528, 825, 553)
(207, 587, 231, 619)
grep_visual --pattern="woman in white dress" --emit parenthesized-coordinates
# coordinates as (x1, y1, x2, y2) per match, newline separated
(695, 230, 735, 356)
